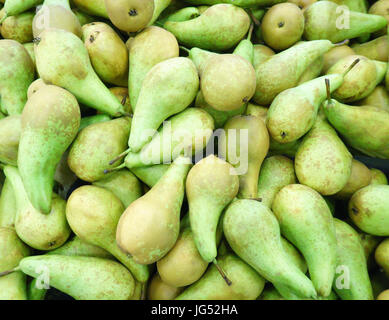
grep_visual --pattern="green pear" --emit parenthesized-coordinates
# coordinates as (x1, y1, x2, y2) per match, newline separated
(297, 56, 324, 85)
(53, 150, 78, 199)
(72, 0, 108, 18)
(322, 45, 355, 74)
(68, 117, 131, 182)
(128, 57, 199, 153)
(224, 199, 317, 299)
(22, 42, 35, 69)
(109, 87, 132, 115)
(78, 114, 111, 132)
(4, 166, 71, 250)
(72, 8, 95, 26)
(219, 115, 269, 199)
(18, 255, 135, 300)
(377, 290, 389, 300)
(0, 0, 42, 22)
(176, 253, 265, 300)
(130, 164, 170, 188)
(82, 22, 128, 87)
(370, 168, 388, 185)
(269, 138, 302, 158)
(332, 219, 373, 300)
(18, 85, 80, 214)
(323, 100, 389, 159)
(0, 10, 34, 43)
(34, 28, 126, 117)
(187, 155, 239, 263)
(359, 232, 381, 271)
(0, 227, 30, 300)
(186, 47, 219, 77)
(369, 0, 389, 37)
(66, 185, 149, 282)
(294, 114, 353, 195)
(0, 115, 21, 166)
(116, 157, 191, 264)
(0, 178, 16, 229)
(254, 40, 334, 105)
(129, 26, 179, 111)
(162, 6, 201, 24)
(148, 273, 184, 300)
(272, 184, 338, 297)
(233, 24, 254, 64)
(148, 0, 172, 26)
(356, 85, 389, 112)
(281, 237, 307, 274)
(375, 238, 389, 277)
(27, 79, 46, 99)
(257, 155, 297, 208)
(253, 44, 275, 70)
(0, 40, 34, 115)
(349, 185, 389, 236)
(164, 4, 250, 51)
(352, 36, 388, 62)
(304, 1, 387, 42)
(182, 0, 285, 7)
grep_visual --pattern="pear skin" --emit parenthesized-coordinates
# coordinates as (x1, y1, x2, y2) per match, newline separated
(0, 10, 34, 43)
(0, 0, 42, 21)
(109, 87, 132, 115)
(181, 0, 286, 8)
(0, 178, 17, 229)
(0, 115, 21, 166)
(253, 44, 275, 70)
(130, 164, 170, 188)
(375, 238, 389, 277)
(187, 47, 219, 77)
(352, 36, 388, 62)
(78, 114, 111, 132)
(377, 290, 389, 300)
(356, 85, 389, 113)
(322, 45, 355, 74)
(297, 56, 324, 85)
(27, 79, 47, 99)
(72, 0, 108, 18)
(148, 273, 183, 300)
(370, 168, 388, 185)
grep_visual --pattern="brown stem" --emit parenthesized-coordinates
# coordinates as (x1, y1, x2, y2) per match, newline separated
(343, 58, 360, 77)
(109, 148, 130, 165)
(104, 163, 126, 174)
(213, 259, 232, 286)
(247, 9, 260, 27)
(247, 23, 254, 41)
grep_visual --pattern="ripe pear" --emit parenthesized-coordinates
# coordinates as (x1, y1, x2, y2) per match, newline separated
(332, 219, 373, 300)
(185, 46, 219, 77)
(72, 0, 108, 18)
(182, 0, 286, 6)
(369, 0, 389, 36)
(82, 22, 128, 87)
(18, 85, 80, 214)
(370, 168, 388, 185)
(164, 4, 250, 51)
(162, 6, 201, 24)
(377, 290, 389, 300)
(322, 45, 355, 74)
(34, 28, 126, 117)
(297, 56, 324, 85)
(257, 155, 297, 208)
(0, 0, 42, 22)
(254, 40, 334, 105)
(130, 164, 170, 188)
(78, 115, 111, 132)
(0, 115, 21, 166)
(219, 115, 269, 199)
(201, 54, 256, 112)
(349, 185, 389, 236)
(68, 117, 131, 182)
(288, 0, 317, 10)
(148, 273, 184, 300)
(176, 253, 265, 300)
(72, 8, 95, 26)
(0, 40, 34, 115)
(352, 36, 388, 62)
(116, 157, 191, 265)
(375, 238, 389, 277)
(356, 85, 389, 112)
(22, 42, 35, 68)
(304, 1, 387, 42)
(0, 10, 34, 43)
(27, 79, 47, 99)
(4, 166, 70, 250)
(0, 178, 17, 229)
(33, 0, 82, 38)
(66, 185, 149, 282)
(224, 199, 316, 299)
(253, 44, 275, 71)
(109, 87, 132, 115)
(295, 114, 353, 195)
(128, 57, 199, 153)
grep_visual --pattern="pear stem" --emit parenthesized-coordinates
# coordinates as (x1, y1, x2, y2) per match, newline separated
(179, 46, 190, 54)
(247, 9, 260, 26)
(342, 58, 360, 77)
(120, 112, 133, 118)
(109, 148, 130, 165)
(247, 23, 254, 41)
(213, 259, 232, 286)
(104, 163, 126, 174)
(334, 39, 349, 47)
(325, 78, 332, 106)
(0, 267, 20, 277)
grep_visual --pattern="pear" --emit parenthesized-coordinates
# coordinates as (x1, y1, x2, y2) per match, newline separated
(34, 28, 126, 117)
(0, 10, 34, 43)
(254, 40, 334, 105)
(0, 227, 30, 300)
(66, 185, 149, 282)
(22, 42, 35, 68)
(375, 238, 389, 277)
(68, 117, 131, 182)
(18, 85, 80, 214)
(129, 26, 179, 111)
(245, 103, 267, 122)
(369, 0, 389, 36)
(224, 199, 317, 299)
(109, 87, 132, 115)
(186, 155, 239, 264)
(323, 100, 389, 159)
(53, 150, 78, 199)
(335, 159, 372, 199)
(269, 138, 302, 158)
(370, 168, 388, 185)
(294, 114, 353, 195)
(182, 0, 286, 6)
(352, 36, 388, 62)
(27, 79, 47, 99)
(116, 157, 191, 264)
(0, 0, 42, 22)
(304, 1, 387, 42)
(147, 0, 172, 26)
(33, 0, 82, 38)
(233, 24, 254, 64)
(253, 44, 275, 70)
(356, 85, 389, 112)
(162, 6, 201, 24)
(148, 273, 184, 300)
(130, 164, 170, 188)
(82, 22, 128, 87)
(72, 0, 108, 18)
(332, 219, 373, 300)
(377, 290, 389, 300)
(17, 255, 135, 300)
(185, 46, 219, 77)
(0, 40, 34, 115)
(219, 115, 269, 199)
(201, 54, 256, 112)
(257, 155, 297, 208)
(281, 237, 307, 274)
(349, 185, 389, 236)
(297, 56, 324, 85)
(176, 253, 265, 300)
(78, 114, 111, 132)
(358, 233, 381, 271)
(72, 8, 95, 26)
(164, 4, 251, 51)
(128, 57, 199, 153)
(326, 55, 387, 103)
(0, 178, 17, 229)
(0, 115, 21, 166)
(322, 45, 355, 74)
(4, 166, 71, 250)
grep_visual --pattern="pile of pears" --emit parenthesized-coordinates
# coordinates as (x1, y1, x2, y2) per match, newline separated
(1, 0, 389, 301)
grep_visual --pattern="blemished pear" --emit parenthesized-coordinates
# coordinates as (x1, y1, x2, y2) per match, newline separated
(0, 115, 21, 166)
(116, 157, 191, 265)
(147, 273, 184, 300)
(0, 11, 34, 44)
(187, 155, 239, 263)
(0, 0, 42, 22)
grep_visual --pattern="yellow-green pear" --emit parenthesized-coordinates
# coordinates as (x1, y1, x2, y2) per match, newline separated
(147, 273, 184, 300)
(370, 168, 388, 185)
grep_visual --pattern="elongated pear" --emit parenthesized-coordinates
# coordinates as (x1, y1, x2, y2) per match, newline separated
(35, 28, 126, 117)
(129, 26, 179, 110)
(304, 1, 387, 42)
(224, 199, 317, 299)
(0, 0, 42, 22)
(297, 56, 324, 85)
(176, 253, 265, 300)
(219, 115, 269, 199)
(148, 0, 172, 26)
(66, 185, 149, 282)
(130, 164, 170, 188)
(295, 114, 352, 195)
(257, 155, 296, 208)
(272, 184, 338, 297)
(116, 157, 191, 264)
(187, 155, 239, 263)
(186, 47, 219, 77)
(332, 219, 373, 300)
(0, 115, 21, 166)
(322, 45, 355, 74)
(352, 36, 389, 62)
(0, 40, 34, 115)
(0, 10, 34, 43)
(0, 178, 16, 229)
(164, 4, 250, 51)
(72, 0, 108, 18)
(254, 40, 334, 105)
(18, 85, 80, 214)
